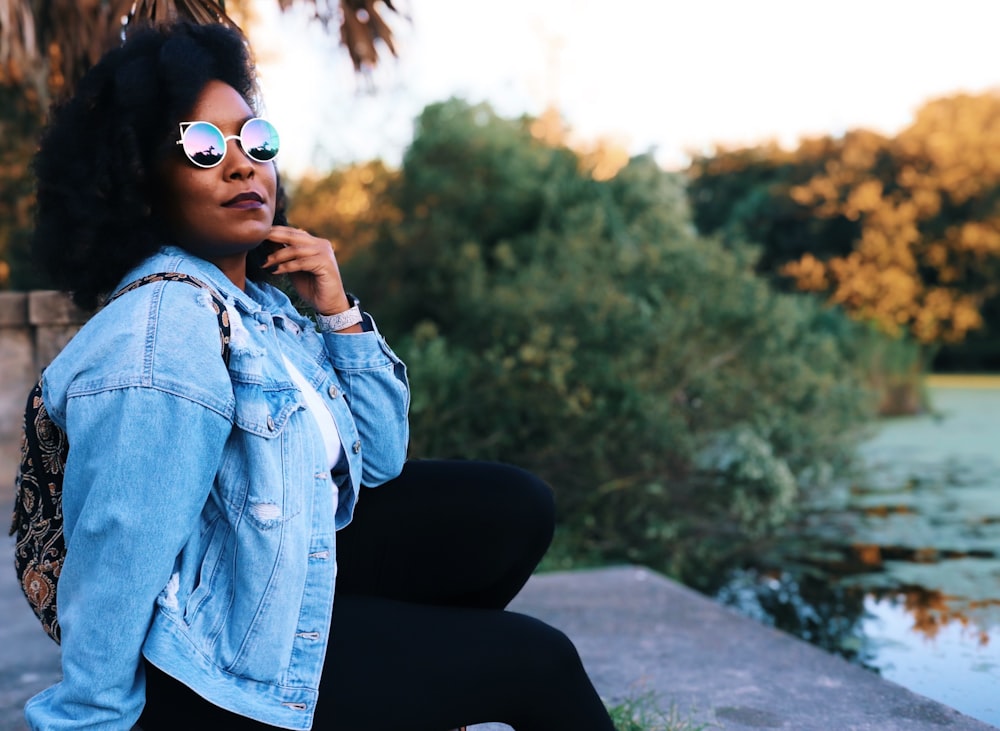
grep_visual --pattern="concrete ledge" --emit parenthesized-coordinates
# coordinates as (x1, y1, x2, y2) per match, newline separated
(1, 552, 995, 731)
(0, 293, 28, 329)
(26, 291, 88, 327)
(0, 291, 87, 473)
(26, 291, 88, 371)
(0, 293, 86, 474)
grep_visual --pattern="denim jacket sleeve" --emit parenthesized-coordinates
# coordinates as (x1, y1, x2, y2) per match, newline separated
(25, 387, 232, 731)
(320, 311, 410, 487)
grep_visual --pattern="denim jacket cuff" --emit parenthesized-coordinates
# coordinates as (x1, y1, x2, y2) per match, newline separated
(321, 312, 401, 370)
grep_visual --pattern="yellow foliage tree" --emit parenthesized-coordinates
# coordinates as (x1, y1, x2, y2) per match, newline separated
(286, 160, 401, 263)
(779, 94, 1000, 344)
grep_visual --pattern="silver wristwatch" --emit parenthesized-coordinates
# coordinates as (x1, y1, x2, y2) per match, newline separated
(316, 295, 363, 332)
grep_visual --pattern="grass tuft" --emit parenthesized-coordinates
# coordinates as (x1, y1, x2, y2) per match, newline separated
(606, 691, 716, 731)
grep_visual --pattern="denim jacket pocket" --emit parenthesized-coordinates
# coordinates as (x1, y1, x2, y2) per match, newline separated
(230, 380, 302, 438)
(221, 374, 306, 527)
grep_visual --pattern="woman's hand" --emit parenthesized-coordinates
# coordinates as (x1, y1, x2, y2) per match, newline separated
(263, 226, 351, 316)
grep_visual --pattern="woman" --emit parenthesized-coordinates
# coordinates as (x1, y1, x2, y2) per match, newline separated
(25, 20, 616, 731)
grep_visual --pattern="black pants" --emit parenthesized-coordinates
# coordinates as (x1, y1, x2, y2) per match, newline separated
(140, 460, 615, 730)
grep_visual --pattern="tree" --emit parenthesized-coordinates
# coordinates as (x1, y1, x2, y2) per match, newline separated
(344, 98, 876, 580)
(688, 93, 1000, 348)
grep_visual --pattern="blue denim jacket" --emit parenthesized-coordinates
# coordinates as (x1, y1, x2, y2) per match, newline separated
(24, 246, 410, 730)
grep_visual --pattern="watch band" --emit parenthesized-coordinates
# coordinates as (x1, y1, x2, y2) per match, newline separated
(316, 303, 362, 332)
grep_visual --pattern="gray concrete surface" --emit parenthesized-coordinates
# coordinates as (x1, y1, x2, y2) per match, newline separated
(2, 540, 996, 731)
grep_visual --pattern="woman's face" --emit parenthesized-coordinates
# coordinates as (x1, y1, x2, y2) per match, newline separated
(157, 80, 278, 260)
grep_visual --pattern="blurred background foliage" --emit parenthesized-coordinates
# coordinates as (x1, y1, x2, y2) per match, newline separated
(3, 2, 1000, 580)
(292, 99, 880, 580)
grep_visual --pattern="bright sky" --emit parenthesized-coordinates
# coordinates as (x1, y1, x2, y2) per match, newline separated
(249, 0, 1000, 179)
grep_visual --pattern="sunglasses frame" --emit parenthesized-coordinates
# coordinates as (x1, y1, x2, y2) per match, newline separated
(175, 117, 280, 169)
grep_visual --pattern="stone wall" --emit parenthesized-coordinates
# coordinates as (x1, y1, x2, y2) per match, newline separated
(0, 291, 88, 500)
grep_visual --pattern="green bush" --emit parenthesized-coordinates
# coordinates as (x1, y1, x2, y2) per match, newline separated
(345, 99, 876, 581)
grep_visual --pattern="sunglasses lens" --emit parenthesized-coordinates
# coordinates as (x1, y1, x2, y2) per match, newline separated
(181, 122, 226, 167)
(241, 118, 280, 162)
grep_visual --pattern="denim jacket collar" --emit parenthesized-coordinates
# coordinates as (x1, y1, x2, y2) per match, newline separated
(118, 245, 313, 333)
(118, 245, 265, 316)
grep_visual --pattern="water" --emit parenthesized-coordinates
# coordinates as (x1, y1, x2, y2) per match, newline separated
(717, 378, 1000, 727)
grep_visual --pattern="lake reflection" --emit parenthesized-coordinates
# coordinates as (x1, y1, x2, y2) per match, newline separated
(717, 378, 1000, 728)
(864, 594, 1000, 725)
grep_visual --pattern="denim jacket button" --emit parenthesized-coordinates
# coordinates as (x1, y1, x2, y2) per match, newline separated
(352, 440, 361, 454)
(267, 415, 276, 431)
(328, 385, 339, 398)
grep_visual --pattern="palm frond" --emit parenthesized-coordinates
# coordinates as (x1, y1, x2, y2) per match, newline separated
(0, 0, 39, 88)
(125, 0, 238, 29)
(0, 0, 37, 74)
(1, 0, 402, 102)
(1, 0, 243, 101)
(339, 0, 401, 71)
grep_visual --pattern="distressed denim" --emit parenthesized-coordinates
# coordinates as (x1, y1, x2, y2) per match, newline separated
(25, 246, 410, 730)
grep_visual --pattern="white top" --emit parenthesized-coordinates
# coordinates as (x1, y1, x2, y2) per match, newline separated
(281, 353, 344, 471)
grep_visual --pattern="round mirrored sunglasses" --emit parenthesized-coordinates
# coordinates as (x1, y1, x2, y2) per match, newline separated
(175, 118, 280, 169)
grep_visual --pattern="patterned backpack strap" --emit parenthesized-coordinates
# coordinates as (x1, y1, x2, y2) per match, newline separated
(108, 272, 231, 366)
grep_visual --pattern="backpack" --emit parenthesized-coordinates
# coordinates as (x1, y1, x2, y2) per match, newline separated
(9, 272, 231, 643)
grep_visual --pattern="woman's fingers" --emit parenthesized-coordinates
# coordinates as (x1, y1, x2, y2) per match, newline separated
(263, 226, 349, 314)
(264, 226, 335, 269)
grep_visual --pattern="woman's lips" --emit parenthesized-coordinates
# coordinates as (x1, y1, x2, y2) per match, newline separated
(223, 191, 264, 209)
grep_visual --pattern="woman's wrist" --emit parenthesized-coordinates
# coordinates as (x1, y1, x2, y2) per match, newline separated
(316, 293, 352, 317)
(316, 294, 363, 332)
